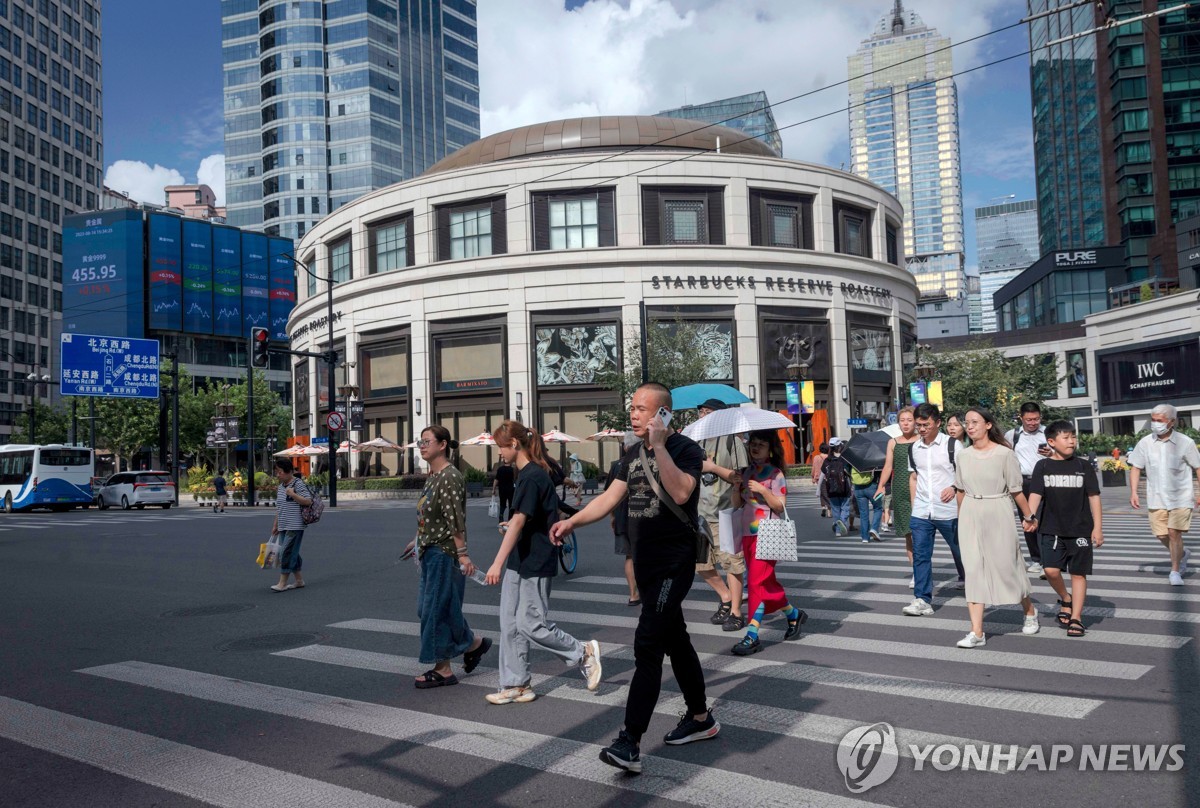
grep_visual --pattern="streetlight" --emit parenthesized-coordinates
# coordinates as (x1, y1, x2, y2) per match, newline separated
(213, 383, 236, 475)
(337, 382, 359, 479)
(282, 252, 339, 509)
(786, 360, 809, 464)
(913, 343, 936, 382)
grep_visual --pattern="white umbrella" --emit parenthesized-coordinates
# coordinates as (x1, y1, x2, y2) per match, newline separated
(682, 407, 797, 441)
(542, 429, 583, 443)
(461, 431, 497, 446)
(273, 444, 309, 457)
(335, 439, 358, 454)
(299, 444, 329, 456)
(881, 423, 904, 438)
(358, 436, 404, 452)
(587, 428, 628, 442)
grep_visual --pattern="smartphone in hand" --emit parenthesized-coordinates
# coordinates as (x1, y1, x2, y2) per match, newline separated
(657, 406, 672, 428)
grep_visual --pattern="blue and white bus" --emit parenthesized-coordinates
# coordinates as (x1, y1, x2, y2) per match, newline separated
(0, 444, 95, 512)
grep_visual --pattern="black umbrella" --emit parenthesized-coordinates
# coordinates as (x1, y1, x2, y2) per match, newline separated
(842, 431, 893, 472)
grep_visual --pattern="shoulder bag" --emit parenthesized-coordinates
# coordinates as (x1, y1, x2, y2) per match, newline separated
(638, 445, 711, 563)
(750, 473, 797, 562)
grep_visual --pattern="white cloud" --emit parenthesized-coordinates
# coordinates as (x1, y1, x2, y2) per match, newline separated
(479, 0, 1016, 166)
(102, 160, 184, 206)
(196, 154, 226, 207)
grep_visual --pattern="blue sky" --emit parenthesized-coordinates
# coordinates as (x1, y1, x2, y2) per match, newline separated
(101, 0, 1037, 273)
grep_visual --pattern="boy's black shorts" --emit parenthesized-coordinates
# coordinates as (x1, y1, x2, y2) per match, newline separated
(1039, 534, 1094, 576)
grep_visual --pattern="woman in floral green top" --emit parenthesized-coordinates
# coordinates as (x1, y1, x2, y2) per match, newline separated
(403, 424, 491, 688)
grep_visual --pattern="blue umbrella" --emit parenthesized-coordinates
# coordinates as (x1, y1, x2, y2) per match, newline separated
(670, 383, 751, 410)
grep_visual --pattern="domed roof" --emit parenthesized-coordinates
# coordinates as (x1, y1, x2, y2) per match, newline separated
(423, 114, 779, 176)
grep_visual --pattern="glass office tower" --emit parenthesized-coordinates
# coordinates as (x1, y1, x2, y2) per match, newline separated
(658, 91, 783, 157)
(975, 199, 1040, 332)
(848, 2, 965, 297)
(0, 0, 104, 438)
(221, 0, 480, 241)
(1028, 1, 1106, 257)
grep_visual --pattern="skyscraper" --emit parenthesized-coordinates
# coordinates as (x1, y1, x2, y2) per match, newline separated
(975, 198, 1040, 332)
(0, 0, 104, 439)
(848, 1, 965, 297)
(221, 0, 480, 241)
(657, 91, 783, 156)
(1027, 1, 1106, 257)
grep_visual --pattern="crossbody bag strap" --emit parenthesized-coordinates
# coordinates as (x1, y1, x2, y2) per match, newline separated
(639, 444, 693, 527)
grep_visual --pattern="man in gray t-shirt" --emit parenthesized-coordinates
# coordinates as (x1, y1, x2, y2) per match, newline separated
(695, 400, 749, 631)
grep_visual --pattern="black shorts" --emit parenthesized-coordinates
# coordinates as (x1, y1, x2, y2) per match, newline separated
(1039, 534, 1094, 576)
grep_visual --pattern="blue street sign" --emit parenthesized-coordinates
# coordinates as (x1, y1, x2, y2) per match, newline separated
(311, 437, 329, 444)
(60, 333, 160, 399)
(847, 418, 868, 426)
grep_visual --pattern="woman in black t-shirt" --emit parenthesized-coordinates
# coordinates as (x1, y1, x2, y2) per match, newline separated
(483, 420, 602, 704)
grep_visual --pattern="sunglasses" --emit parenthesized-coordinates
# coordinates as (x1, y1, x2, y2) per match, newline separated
(416, 439, 436, 448)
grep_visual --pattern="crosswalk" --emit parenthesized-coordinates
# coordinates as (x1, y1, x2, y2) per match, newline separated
(0, 481, 1194, 806)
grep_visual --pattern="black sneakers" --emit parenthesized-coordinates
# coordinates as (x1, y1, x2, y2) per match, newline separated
(663, 711, 721, 745)
(599, 730, 642, 773)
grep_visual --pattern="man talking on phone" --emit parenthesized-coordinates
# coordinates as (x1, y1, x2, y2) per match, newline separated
(1005, 402, 1050, 576)
(550, 382, 713, 774)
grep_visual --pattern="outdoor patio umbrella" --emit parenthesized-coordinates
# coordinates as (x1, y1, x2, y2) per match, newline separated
(681, 407, 796, 441)
(460, 431, 497, 446)
(542, 429, 583, 443)
(842, 430, 893, 472)
(669, 383, 751, 410)
(272, 444, 307, 457)
(335, 440, 358, 454)
(357, 437, 404, 452)
(299, 444, 328, 456)
(586, 428, 628, 442)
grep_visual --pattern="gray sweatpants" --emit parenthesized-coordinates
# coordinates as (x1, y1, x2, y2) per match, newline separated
(498, 568, 585, 688)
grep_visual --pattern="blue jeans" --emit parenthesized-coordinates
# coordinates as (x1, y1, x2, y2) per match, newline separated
(417, 546, 475, 664)
(853, 485, 882, 540)
(828, 496, 852, 529)
(910, 516, 965, 604)
(277, 530, 304, 573)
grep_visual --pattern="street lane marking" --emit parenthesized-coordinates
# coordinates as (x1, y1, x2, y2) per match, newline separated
(79, 661, 888, 808)
(0, 695, 417, 808)
(544, 589, 1191, 649)
(276, 641, 1015, 771)
(333, 618, 1103, 719)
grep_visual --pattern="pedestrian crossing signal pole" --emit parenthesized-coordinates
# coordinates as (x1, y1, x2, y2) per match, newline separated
(248, 328, 270, 509)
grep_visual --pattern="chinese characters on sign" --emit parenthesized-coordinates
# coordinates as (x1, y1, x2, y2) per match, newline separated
(60, 333, 161, 399)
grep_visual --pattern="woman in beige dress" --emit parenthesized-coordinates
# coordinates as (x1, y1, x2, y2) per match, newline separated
(953, 407, 1041, 648)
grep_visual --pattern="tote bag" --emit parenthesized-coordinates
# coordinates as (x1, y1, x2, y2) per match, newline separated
(755, 503, 797, 562)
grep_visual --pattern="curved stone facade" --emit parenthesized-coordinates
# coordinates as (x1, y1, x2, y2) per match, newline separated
(289, 117, 917, 473)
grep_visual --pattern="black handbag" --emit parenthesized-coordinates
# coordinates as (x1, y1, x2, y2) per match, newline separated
(638, 445, 711, 563)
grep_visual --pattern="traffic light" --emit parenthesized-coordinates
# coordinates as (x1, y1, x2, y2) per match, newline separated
(251, 327, 270, 368)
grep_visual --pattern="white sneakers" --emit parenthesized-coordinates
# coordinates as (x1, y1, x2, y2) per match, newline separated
(1170, 571, 1184, 586)
(580, 639, 603, 691)
(485, 686, 536, 705)
(1027, 562, 1044, 575)
(956, 632, 986, 648)
(1022, 613, 1040, 634)
(1182, 548, 1192, 573)
(902, 598, 934, 616)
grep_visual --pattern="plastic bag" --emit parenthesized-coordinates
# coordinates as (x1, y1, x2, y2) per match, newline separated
(487, 495, 499, 519)
(260, 534, 283, 569)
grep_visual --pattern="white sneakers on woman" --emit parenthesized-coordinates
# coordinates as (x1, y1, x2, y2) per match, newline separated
(957, 613, 1039, 649)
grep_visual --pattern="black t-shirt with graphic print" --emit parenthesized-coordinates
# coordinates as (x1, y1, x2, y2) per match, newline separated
(1028, 457, 1100, 537)
(615, 432, 705, 570)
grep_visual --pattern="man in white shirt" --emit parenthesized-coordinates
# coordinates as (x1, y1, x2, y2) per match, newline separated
(903, 403, 966, 616)
(1129, 403, 1200, 586)
(1004, 402, 1053, 575)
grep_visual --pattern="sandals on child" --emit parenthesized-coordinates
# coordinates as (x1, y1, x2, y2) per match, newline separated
(1056, 598, 1072, 628)
(1066, 619, 1086, 637)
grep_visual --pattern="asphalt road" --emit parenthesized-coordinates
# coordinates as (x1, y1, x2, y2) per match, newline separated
(0, 482, 1196, 808)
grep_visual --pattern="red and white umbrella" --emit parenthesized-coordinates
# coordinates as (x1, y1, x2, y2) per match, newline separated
(299, 443, 329, 456)
(542, 429, 582, 443)
(460, 431, 497, 446)
(335, 439, 358, 454)
(586, 428, 628, 442)
(272, 444, 308, 458)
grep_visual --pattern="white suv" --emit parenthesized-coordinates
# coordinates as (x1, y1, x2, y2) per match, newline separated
(96, 471, 176, 510)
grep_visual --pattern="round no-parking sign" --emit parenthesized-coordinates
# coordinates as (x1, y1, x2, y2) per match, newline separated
(326, 411, 345, 431)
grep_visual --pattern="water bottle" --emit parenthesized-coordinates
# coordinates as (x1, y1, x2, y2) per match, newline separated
(461, 564, 489, 585)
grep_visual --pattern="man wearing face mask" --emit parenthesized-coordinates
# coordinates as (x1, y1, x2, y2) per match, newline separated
(1129, 403, 1200, 586)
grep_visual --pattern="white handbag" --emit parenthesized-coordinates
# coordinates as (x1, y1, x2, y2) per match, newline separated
(754, 503, 797, 562)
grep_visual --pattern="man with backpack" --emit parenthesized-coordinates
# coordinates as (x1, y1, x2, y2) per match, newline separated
(821, 438, 853, 535)
(904, 403, 967, 616)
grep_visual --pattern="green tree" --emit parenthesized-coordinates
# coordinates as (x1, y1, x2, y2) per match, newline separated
(8, 398, 71, 444)
(183, 369, 292, 470)
(93, 395, 159, 470)
(593, 315, 717, 430)
(926, 345, 1063, 426)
